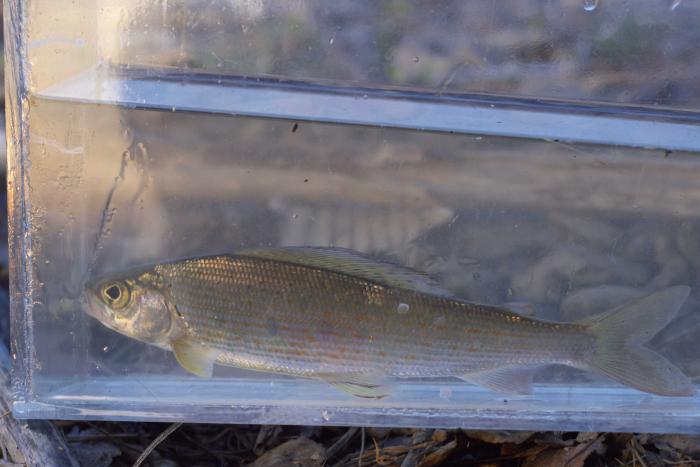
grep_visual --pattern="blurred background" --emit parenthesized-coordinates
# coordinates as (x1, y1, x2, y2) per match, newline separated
(113, 0, 700, 108)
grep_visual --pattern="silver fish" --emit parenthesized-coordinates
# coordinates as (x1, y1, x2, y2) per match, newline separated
(85, 247, 696, 398)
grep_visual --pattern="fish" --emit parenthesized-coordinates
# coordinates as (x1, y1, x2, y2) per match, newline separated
(84, 247, 696, 398)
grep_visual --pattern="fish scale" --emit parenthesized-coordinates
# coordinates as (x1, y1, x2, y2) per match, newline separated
(155, 255, 589, 378)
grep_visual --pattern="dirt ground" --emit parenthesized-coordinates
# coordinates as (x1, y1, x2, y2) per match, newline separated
(53, 421, 700, 466)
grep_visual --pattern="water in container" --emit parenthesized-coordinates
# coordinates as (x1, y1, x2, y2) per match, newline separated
(7, 0, 700, 431)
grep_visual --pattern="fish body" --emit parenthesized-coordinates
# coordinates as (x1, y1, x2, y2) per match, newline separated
(85, 247, 696, 398)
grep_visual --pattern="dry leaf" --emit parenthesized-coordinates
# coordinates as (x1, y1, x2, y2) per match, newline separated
(249, 438, 326, 467)
(533, 432, 576, 447)
(575, 432, 599, 443)
(416, 440, 457, 467)
(523, 435, 603, 467)
(463, 430, 535, 445)
(432, 430, 448, 444)
(366, 428, 392, 440)
(650, 434, 700, 456)
(501, 443, 547, 458)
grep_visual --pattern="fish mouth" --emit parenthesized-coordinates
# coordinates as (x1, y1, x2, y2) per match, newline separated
(83, 288, 110, 321)
(83, 294, 124, 336)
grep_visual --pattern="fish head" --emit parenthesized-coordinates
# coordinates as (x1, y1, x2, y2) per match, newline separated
(84, 270, 177, 348)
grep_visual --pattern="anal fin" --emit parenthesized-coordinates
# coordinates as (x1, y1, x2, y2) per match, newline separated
(459, 366, 537, 395)
(321, 374, 391, 399)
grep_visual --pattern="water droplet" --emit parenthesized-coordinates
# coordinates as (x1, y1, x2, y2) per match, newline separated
(412, 56, 420, 63)
(583, 0, 598, 11)
(670, 0, 682, 10)
(397, 303, 410, 314)
(329, 36, 335, 45)
(321, 410, 331, 421)
(103, 346, 109, 352)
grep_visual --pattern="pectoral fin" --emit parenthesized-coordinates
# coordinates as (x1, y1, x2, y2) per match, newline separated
(459, 367, 537, 395)
(172, 338, 220, 378)
(321, 374, 391, 399)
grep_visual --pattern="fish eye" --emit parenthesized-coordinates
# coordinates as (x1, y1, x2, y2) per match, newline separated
(100, 281, 131, 310)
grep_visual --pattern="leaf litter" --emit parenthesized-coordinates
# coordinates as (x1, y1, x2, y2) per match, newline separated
(56, 422, 700, 467)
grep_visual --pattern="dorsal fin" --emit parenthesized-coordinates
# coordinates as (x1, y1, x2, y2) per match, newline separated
(501, 302, 537, 318)
(238, 246, 451, 296)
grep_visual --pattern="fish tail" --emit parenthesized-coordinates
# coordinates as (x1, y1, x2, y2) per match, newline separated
(580, 285, 696, 396)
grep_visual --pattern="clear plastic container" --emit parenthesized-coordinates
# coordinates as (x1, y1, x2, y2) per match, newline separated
(7, 0, 700, 432)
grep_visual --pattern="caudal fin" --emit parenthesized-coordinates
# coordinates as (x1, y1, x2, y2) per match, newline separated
(581, 286, 696, 397)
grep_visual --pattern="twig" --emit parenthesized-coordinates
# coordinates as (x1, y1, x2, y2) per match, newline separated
(66, 433, 139, 442)
(661, 459, 698, 465)
(132, 422, 183, 467)
(202, 426, 233, 445)
(326, 427, 359, 461)
(632, 449, 648, 467)
(373, 437, 382, 465)
(358, 427, 365, 467)
(564, 435, 604, 467)
(85, 422, 144, 456)
(371, 437, 396, 466)
(177, 426, 227, 465)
